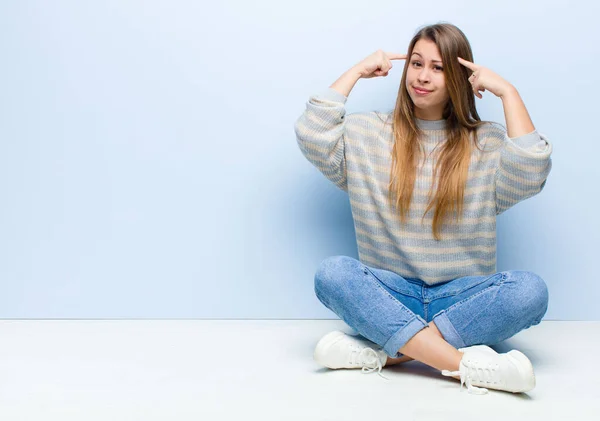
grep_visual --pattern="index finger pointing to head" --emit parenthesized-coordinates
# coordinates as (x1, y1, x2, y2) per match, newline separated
(457, 57, 477, 70)
(385, 52, 408, 60)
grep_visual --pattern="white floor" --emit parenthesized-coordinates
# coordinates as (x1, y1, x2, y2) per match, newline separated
(0, 320, 598, 420)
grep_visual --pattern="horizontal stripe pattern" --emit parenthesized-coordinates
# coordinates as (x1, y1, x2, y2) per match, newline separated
(295, 88, 552, 284)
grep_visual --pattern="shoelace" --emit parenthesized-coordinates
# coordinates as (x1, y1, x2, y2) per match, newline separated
(442, 363, 497, 395)
(356, 347, 389, 380)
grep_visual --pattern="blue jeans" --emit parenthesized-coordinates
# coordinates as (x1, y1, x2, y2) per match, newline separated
(314, 256, 549, 358)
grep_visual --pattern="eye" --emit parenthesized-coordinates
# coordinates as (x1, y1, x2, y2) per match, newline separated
(434, 66, 444, 71)
(411, 61, 422, 67)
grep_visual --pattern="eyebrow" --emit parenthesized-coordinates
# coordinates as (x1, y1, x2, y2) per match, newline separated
(411, 52, 443, 63)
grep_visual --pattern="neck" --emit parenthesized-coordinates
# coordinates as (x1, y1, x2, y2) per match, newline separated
(414, 109, 443, 120)
(414, 104, 445, 121)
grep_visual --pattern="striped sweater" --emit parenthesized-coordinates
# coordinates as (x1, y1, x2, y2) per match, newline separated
(294, 87, 553, 285)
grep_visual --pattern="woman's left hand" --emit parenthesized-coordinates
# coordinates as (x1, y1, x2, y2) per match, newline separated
(458, 57, 515, 99)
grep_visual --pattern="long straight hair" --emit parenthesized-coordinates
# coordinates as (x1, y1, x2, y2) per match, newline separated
(388, 23, 488, 240)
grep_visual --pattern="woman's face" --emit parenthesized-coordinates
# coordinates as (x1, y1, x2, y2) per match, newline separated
(405, 38, 450, 120)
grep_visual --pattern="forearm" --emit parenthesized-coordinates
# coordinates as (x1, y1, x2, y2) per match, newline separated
(330, 67, 363, 98)
(500, 85, 535, 138)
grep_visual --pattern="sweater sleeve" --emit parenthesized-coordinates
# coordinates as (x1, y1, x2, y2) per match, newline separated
(490, 124, 553, 215)
(294, 88, 351, 192)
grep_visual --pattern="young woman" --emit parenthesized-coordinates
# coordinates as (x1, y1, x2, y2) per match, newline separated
(294, 23, 552, 395)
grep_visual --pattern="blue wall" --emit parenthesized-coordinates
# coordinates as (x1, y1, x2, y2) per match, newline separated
(0, 0, 597, 319)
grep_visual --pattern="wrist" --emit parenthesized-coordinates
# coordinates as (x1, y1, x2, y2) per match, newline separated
(349, 65, 365, 79)
(499, 83, 518, 99)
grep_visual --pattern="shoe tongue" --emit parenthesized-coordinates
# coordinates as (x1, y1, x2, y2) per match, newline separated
(376, 349, 387, 365)
(364, 348, 386, 366)
(357, 347, 377, 365)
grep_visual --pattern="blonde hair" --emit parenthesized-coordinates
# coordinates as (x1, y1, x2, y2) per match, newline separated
(387, 23, 488, 240)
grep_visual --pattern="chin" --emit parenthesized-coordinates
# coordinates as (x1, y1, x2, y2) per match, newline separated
(411, 98, 429, 108)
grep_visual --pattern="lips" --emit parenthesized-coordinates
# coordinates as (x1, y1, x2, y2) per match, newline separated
(413, 86, 432, 95)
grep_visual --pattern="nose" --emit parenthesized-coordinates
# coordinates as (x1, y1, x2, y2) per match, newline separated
(417, 67, 431, 83)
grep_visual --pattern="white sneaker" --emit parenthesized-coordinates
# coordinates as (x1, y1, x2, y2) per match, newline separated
(458, 344, 497, 355)
(314, 331, 389, 379)
(442, 346, 536, 395)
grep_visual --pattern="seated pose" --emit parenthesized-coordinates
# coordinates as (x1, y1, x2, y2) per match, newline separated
(294, 23, 552, 395)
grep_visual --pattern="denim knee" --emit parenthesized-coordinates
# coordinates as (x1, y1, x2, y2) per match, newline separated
(314, 255, 357, 300)
(503, 270, 549, 324)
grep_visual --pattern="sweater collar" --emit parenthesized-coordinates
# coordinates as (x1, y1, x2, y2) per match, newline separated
(415, 118, 446, 131)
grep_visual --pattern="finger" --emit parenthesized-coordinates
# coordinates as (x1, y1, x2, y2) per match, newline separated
(470, 82, 482, 98)
(458, 57, 478, 70)
(385, 52, 408, 61)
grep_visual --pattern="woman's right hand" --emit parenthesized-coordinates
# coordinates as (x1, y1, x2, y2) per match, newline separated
(355, 50, 407, 79)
